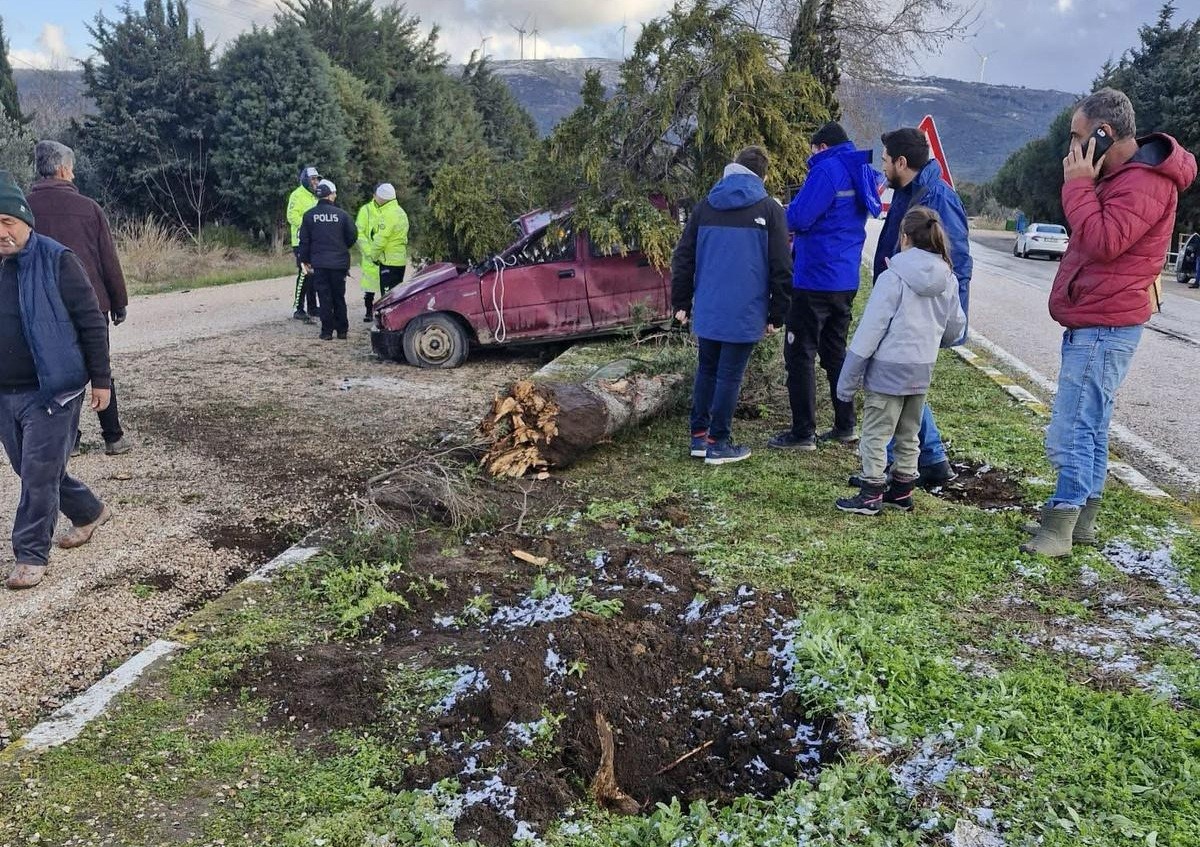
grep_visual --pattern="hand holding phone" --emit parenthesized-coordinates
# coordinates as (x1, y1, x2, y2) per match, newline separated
(1064, 126, 1110, 182)
(1085, 126, 1114, 164)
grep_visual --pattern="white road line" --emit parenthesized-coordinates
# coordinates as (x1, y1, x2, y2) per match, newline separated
(18, 640, 183, 752)
(966, 330, 1188, 497)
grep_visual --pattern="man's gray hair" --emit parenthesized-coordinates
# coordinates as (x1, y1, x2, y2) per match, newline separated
(1075, 88, 1137, 141)
(34, 140, 75, 178)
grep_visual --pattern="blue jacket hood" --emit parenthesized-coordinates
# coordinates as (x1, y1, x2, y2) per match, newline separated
(811, 142, 882, 217)
(707, 168, 769, 211)
(913, 158, 946, 190)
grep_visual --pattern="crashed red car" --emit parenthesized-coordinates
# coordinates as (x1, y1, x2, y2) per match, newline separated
(370, 221, 671, 368)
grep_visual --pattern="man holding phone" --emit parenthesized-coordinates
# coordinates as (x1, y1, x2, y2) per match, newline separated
(1023, 88, 1196, 557)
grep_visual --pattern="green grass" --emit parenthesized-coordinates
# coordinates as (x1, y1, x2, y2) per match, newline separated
(4, 320, 1200, 845)
(128, 256, 298, 297)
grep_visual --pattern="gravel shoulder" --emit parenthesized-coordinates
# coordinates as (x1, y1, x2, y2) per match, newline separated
(0, 274, 538, 737)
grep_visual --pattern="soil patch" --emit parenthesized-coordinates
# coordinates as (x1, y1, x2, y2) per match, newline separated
(934, 461, 1025, 510)
(203, 517, 298, 564)
(230, 520, 838, 844)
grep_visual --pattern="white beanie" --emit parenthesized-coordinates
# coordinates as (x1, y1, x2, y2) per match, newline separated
(374, 182, 396, 201)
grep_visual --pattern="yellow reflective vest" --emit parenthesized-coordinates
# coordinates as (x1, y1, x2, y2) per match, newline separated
(355, 201, 382, 295)
(370, 199, 409, 268)
(286, 185, 318, 248)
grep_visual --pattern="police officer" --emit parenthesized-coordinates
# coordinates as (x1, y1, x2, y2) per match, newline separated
(287, 165, 321, 321)
(297, 180, 357, 340)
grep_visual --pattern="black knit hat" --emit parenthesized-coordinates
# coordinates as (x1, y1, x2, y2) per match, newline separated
(0, 171, 34, 228)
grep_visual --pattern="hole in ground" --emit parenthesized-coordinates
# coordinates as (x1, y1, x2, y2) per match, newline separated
(934, 460, 1024, 510)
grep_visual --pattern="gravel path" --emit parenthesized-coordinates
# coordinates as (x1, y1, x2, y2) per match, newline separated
(0, 274, 537, 739)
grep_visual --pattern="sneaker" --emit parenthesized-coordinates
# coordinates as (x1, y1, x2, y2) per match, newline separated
(690, 431, 709, 458)
(836, 485, 885, 516)
(363, 314, 373, 322)
(705, 441, 751, 465)
(292, 310, 308, 321)
(308, 310, 320, 318)
(917, 460, 958, 490)
(883, 477, 917, 511)
(848, 465, 892, 488)
(57, 504, 112, 549)
(817, 428, 859, 445)
(319, 333, 333, 341)
(104, 437, 132, 456)
(767, 431, 817, 451)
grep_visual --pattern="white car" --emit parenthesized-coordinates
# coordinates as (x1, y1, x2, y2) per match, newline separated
(1013, 223, 1069, 260)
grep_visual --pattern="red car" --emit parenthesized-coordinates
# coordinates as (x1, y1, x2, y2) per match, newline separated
(371, 221, 671, 367)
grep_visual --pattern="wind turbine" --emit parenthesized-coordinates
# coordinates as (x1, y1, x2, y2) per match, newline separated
(618, 15, 628, 59)
(509, 16, 529, 60)
(971, 45, 997, 84)
(477, 30, 492, 59)
(531, 17, 540, 60)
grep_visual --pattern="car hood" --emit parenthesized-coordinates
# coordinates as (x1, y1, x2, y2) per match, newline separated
(376, 262, 464, 308)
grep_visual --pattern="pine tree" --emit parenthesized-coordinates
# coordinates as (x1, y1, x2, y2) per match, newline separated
(786, 0, 841, 120)
(329, 65, 410, 213)
(461, 53, 538, 161)
(0, 109, 34, 186)
(212, 25, 349, 233)
(0, 16, 24, 124)
(78, 0, 217, 231)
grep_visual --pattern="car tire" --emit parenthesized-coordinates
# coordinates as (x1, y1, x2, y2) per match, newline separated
(1022, 247, 1029, 259)
(402, 313, 470, 369)
(1012, 242, 1019, 257)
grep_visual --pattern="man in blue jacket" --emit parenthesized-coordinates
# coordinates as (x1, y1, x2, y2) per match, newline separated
(870, 127, 973, 488)
(671, 146, 792, 465)
(770, 122, 881, 451)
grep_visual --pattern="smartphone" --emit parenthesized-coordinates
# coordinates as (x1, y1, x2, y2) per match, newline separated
(1085, 126, 1114, 163)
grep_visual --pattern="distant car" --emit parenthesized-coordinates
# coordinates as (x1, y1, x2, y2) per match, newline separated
(370, 221, 671, 368)
(1013, 223, 1069, 260)
(1175, 232, 1199, 285)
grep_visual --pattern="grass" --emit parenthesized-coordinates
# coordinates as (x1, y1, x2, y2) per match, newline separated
(116, 217, 297, 297)
(4, 307, 1200, 845)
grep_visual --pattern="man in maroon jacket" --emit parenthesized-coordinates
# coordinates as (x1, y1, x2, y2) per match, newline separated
(1023, 89, 1197, 557)
(26, 140, 131, 456)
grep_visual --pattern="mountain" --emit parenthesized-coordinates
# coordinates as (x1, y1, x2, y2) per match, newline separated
(483, 59, 1078, 184)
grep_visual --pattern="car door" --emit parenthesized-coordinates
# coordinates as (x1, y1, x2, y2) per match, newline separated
(580, 233, 670, 329)
(478, 223, 592, 342)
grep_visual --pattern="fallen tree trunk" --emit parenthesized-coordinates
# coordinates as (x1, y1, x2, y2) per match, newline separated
(480, 372, 685, 478)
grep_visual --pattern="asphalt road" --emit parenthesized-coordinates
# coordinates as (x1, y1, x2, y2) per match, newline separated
(866, 221, 1200, 496)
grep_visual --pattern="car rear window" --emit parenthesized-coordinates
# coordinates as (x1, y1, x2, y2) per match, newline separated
(1036, 225, 1067, 234)
(590, 234, 643, 258)
(512, 224, 576, 266)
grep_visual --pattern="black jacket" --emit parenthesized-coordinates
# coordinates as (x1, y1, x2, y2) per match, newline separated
(298, 200, 357, 270)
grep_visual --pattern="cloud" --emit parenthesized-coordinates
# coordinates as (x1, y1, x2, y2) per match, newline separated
(1056, 0, 1074, 12)
(9, 24, 73, 69)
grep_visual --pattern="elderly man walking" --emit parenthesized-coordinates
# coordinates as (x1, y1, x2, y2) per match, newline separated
(1022, 89, 1197, 557)
(26, 140, 131, 456)
(0, 171, 113, 590)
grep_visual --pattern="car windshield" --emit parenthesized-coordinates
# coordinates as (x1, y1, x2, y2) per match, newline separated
(1035, 225, 1067, 234)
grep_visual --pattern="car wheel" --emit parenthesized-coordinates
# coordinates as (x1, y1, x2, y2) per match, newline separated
(402, 313, 469, 368)
(1022, 247, 1029, 259)
(1012, 242, 1019, 256)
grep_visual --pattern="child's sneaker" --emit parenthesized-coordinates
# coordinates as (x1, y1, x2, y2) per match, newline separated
(690, 431, 709, 458)
(705, 441, 751, 465)
(883, 477, 917, 511)
(836, 484, 885, 515)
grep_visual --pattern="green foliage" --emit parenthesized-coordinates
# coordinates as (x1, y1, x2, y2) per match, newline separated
(424, 151, 536, 262)
(212, 25, 348, 232)
(990, 108, 1072, 225)
(786, 0, 841, 120)
(0, 16, 24, 124)
(329, 65, 409, 213)
(0, 108, 33, 186)
(461, 52, 539, 160)
(1097, 2, 1200, 231)
(78, 0, 217, 227)
(389, 60, 488, 193)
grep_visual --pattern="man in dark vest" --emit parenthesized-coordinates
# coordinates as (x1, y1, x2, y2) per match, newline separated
(26, 140, 132, 456)
(0, 171, 113, 590)
(298, 179, 357, 340)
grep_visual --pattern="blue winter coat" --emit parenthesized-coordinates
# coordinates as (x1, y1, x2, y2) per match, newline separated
(873, 159, 973, 336)
(670, 168, 792, 343)
(787, 142, 881, 292)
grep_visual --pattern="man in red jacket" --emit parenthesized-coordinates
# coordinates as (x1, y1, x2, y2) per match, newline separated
(26, 140, 131, 456)
(1023, 89, 1197, 557)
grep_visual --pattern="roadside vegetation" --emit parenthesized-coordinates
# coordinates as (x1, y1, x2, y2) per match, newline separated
(4, 315, 1200, 846)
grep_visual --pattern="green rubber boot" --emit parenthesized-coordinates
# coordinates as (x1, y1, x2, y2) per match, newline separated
(1073, 498, 1102, 547)
(1019, 506, 1079, 557)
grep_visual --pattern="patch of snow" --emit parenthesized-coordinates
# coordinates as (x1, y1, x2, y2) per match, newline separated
(463, 773, 517, 820)
(892, 731, 960, 797)
(507, 717, 552, 747)
(432, 615, 457, 629)
(644, 602, 663, 614)
(681, 597, 706, 623)
(544, 647, 567, 679)
(490, 591, 575, 628)
(437, 666, 488, 712)
(1103, 537, 1200, 606)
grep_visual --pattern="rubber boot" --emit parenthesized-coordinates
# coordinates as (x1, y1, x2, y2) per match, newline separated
(1019, 506, 1079, 557)
(363, 293, 375, 322)
(1073, 498, 1102, 546)
(1022, 504, 1050, 536)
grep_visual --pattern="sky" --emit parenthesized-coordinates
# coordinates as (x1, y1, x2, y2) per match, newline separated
(1, 0, 1178, 94)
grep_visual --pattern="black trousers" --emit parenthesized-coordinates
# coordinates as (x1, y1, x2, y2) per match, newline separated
(292, 249, 318, 315)
(312, 268, 348, 336)
(784, 289, 857, 438)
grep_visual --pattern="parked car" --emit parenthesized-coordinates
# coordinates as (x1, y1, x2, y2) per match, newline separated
(1013, 223, 1069, 260)
(1175, 232, 1199, 286)
(371, 221, 671, 368)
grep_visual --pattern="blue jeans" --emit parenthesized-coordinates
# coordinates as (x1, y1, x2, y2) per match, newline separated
(690, 338, 756, 443)
(1046, 326, 1143, 507)
(886, 403, 948, 468)
(0, 391, 104, 565)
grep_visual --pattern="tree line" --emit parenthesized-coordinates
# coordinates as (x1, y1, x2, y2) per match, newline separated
(987, 2, 1199, 234)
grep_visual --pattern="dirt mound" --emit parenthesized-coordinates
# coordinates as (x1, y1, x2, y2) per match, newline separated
(235, 529, 837, 844)
(934, 461, 1024, 510)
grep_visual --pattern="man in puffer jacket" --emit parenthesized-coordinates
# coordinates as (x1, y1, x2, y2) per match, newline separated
(671, 145, 792, 465)
(1022, 88, 1197, 557)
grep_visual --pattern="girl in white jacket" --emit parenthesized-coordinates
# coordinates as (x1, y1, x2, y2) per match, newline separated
(835, 206, 967, 515)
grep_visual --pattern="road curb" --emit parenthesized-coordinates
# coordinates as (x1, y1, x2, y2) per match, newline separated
(0, 542, 322, 762)
(952, 338, 1171, 501)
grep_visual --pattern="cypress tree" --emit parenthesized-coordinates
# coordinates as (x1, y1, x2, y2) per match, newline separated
(0, 16, 25, 124)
